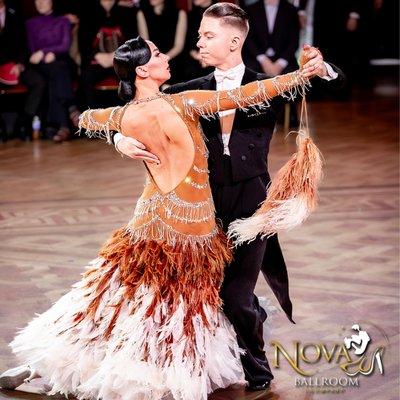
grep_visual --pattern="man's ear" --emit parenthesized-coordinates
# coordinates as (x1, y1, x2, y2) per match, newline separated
(136, 65, 149, 78)
(230, 35, 241, 52)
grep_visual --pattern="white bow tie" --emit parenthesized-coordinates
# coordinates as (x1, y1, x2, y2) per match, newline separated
(214, 70, 237, 84)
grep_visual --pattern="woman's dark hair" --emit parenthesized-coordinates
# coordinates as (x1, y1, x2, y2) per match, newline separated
(113, 37, 152, 102)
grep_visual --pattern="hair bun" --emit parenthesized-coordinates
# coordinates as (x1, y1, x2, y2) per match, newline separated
(113, 37, 152, 102)
(118, 80, 134, 102)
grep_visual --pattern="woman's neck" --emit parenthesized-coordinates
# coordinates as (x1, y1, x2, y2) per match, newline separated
(154, 4, 164, 15)
(134, 80, 162, 101)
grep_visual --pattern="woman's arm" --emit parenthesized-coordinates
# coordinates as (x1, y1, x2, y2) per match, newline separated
(137, 11, 150, 40)
(166, 10, 187, 60)
(78, 106, 126, 144)
(180, 70, 310, 120)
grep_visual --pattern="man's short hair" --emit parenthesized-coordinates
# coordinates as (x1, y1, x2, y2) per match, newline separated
(203, 2, 249, 36)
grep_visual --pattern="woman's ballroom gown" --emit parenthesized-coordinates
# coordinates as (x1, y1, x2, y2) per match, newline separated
(9, 71, 308, 400)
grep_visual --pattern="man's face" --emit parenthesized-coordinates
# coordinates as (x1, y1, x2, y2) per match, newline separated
(197, 16, 237, 67)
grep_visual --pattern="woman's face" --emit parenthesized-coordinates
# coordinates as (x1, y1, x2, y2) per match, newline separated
(100, 0, 115, 13)
(35, 0, 53, 15)
(149, 0, 164, 7)
(143, 41, 170, 84)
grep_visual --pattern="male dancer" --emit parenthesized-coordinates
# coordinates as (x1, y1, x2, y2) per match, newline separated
(111, 3, 344, 391)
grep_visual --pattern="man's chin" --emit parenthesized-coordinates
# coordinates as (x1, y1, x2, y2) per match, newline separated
(200, 58, 212, 67)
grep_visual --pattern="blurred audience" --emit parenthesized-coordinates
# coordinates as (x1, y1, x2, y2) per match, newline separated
(244, 0, 299, 75)
(79, 0, 137, 108)
(298, 0, 361, 97)
(26, 0, 79, 142)
(137, 0, 187, 83)
(0, 0, 45, 141)
(183, 0, 214, 80)
(243, 0, 300, 126)
(0, 0, 398, 142)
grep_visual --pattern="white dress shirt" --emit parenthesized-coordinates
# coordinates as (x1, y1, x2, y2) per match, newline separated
(214, 62, 246, 156)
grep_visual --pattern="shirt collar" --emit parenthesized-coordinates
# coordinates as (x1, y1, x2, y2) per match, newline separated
(214, 62, 245, 79)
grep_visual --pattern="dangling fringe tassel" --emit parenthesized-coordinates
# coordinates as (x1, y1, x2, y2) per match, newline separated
(228, 97, 324, 245)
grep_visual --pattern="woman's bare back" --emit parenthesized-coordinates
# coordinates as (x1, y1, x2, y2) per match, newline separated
(121, 97, 196, 194)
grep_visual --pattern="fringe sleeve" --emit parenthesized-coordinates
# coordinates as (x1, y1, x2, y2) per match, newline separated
(180, 70, 310, 120)
(78, 105, 127, 145)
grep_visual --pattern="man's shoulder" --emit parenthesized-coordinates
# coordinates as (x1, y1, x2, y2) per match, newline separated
(244, 67, 268, 81)
(164, 73, 214, 94)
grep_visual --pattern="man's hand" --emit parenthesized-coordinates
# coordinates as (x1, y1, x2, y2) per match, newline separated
(301, 44, 327, 78)
(30, 50, 44, 64)
(44, 52, 56, 64)
(116, 136, 160, 164)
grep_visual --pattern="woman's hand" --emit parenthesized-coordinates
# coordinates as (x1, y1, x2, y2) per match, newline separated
(116, 136, 160, 164)
(44, 52, 56, 64)
(30, 50, 44, 64)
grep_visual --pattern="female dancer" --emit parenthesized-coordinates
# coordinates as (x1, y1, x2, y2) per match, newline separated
(1, 37, 309, 400)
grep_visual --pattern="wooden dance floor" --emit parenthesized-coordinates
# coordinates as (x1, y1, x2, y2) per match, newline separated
(0, 88, 398, 400)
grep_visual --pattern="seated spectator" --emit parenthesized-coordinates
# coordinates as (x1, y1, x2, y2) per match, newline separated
(55, 0, 82, 66)
(0, 0, 46, 141)
(244, 0, 300, 126)
(137, 0, 187, 83)
(300, 0, 360, 100)
(183, 0, 215, 80)
(79, 0, 137, 109)
(244, 0, 300, 76)
(26, 0, 80, 142)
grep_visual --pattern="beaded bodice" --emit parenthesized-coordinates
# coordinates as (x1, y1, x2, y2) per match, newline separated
(79, 70, 309, 249)
(126, 94, 217, 249)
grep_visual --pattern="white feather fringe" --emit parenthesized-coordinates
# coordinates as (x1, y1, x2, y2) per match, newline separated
(10, 258, 245, 400)
(227, 194, 310, 245)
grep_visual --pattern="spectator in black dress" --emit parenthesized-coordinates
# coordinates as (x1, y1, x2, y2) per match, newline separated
(79, 0, 137, 108)
(137, 0, 187, 83)
(183, 0, 215, 80)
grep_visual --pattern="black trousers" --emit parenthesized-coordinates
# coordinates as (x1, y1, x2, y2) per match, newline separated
(211, 155, 277, 385)
(19, 67, 46, 118)
(33, 60, 75, 128)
